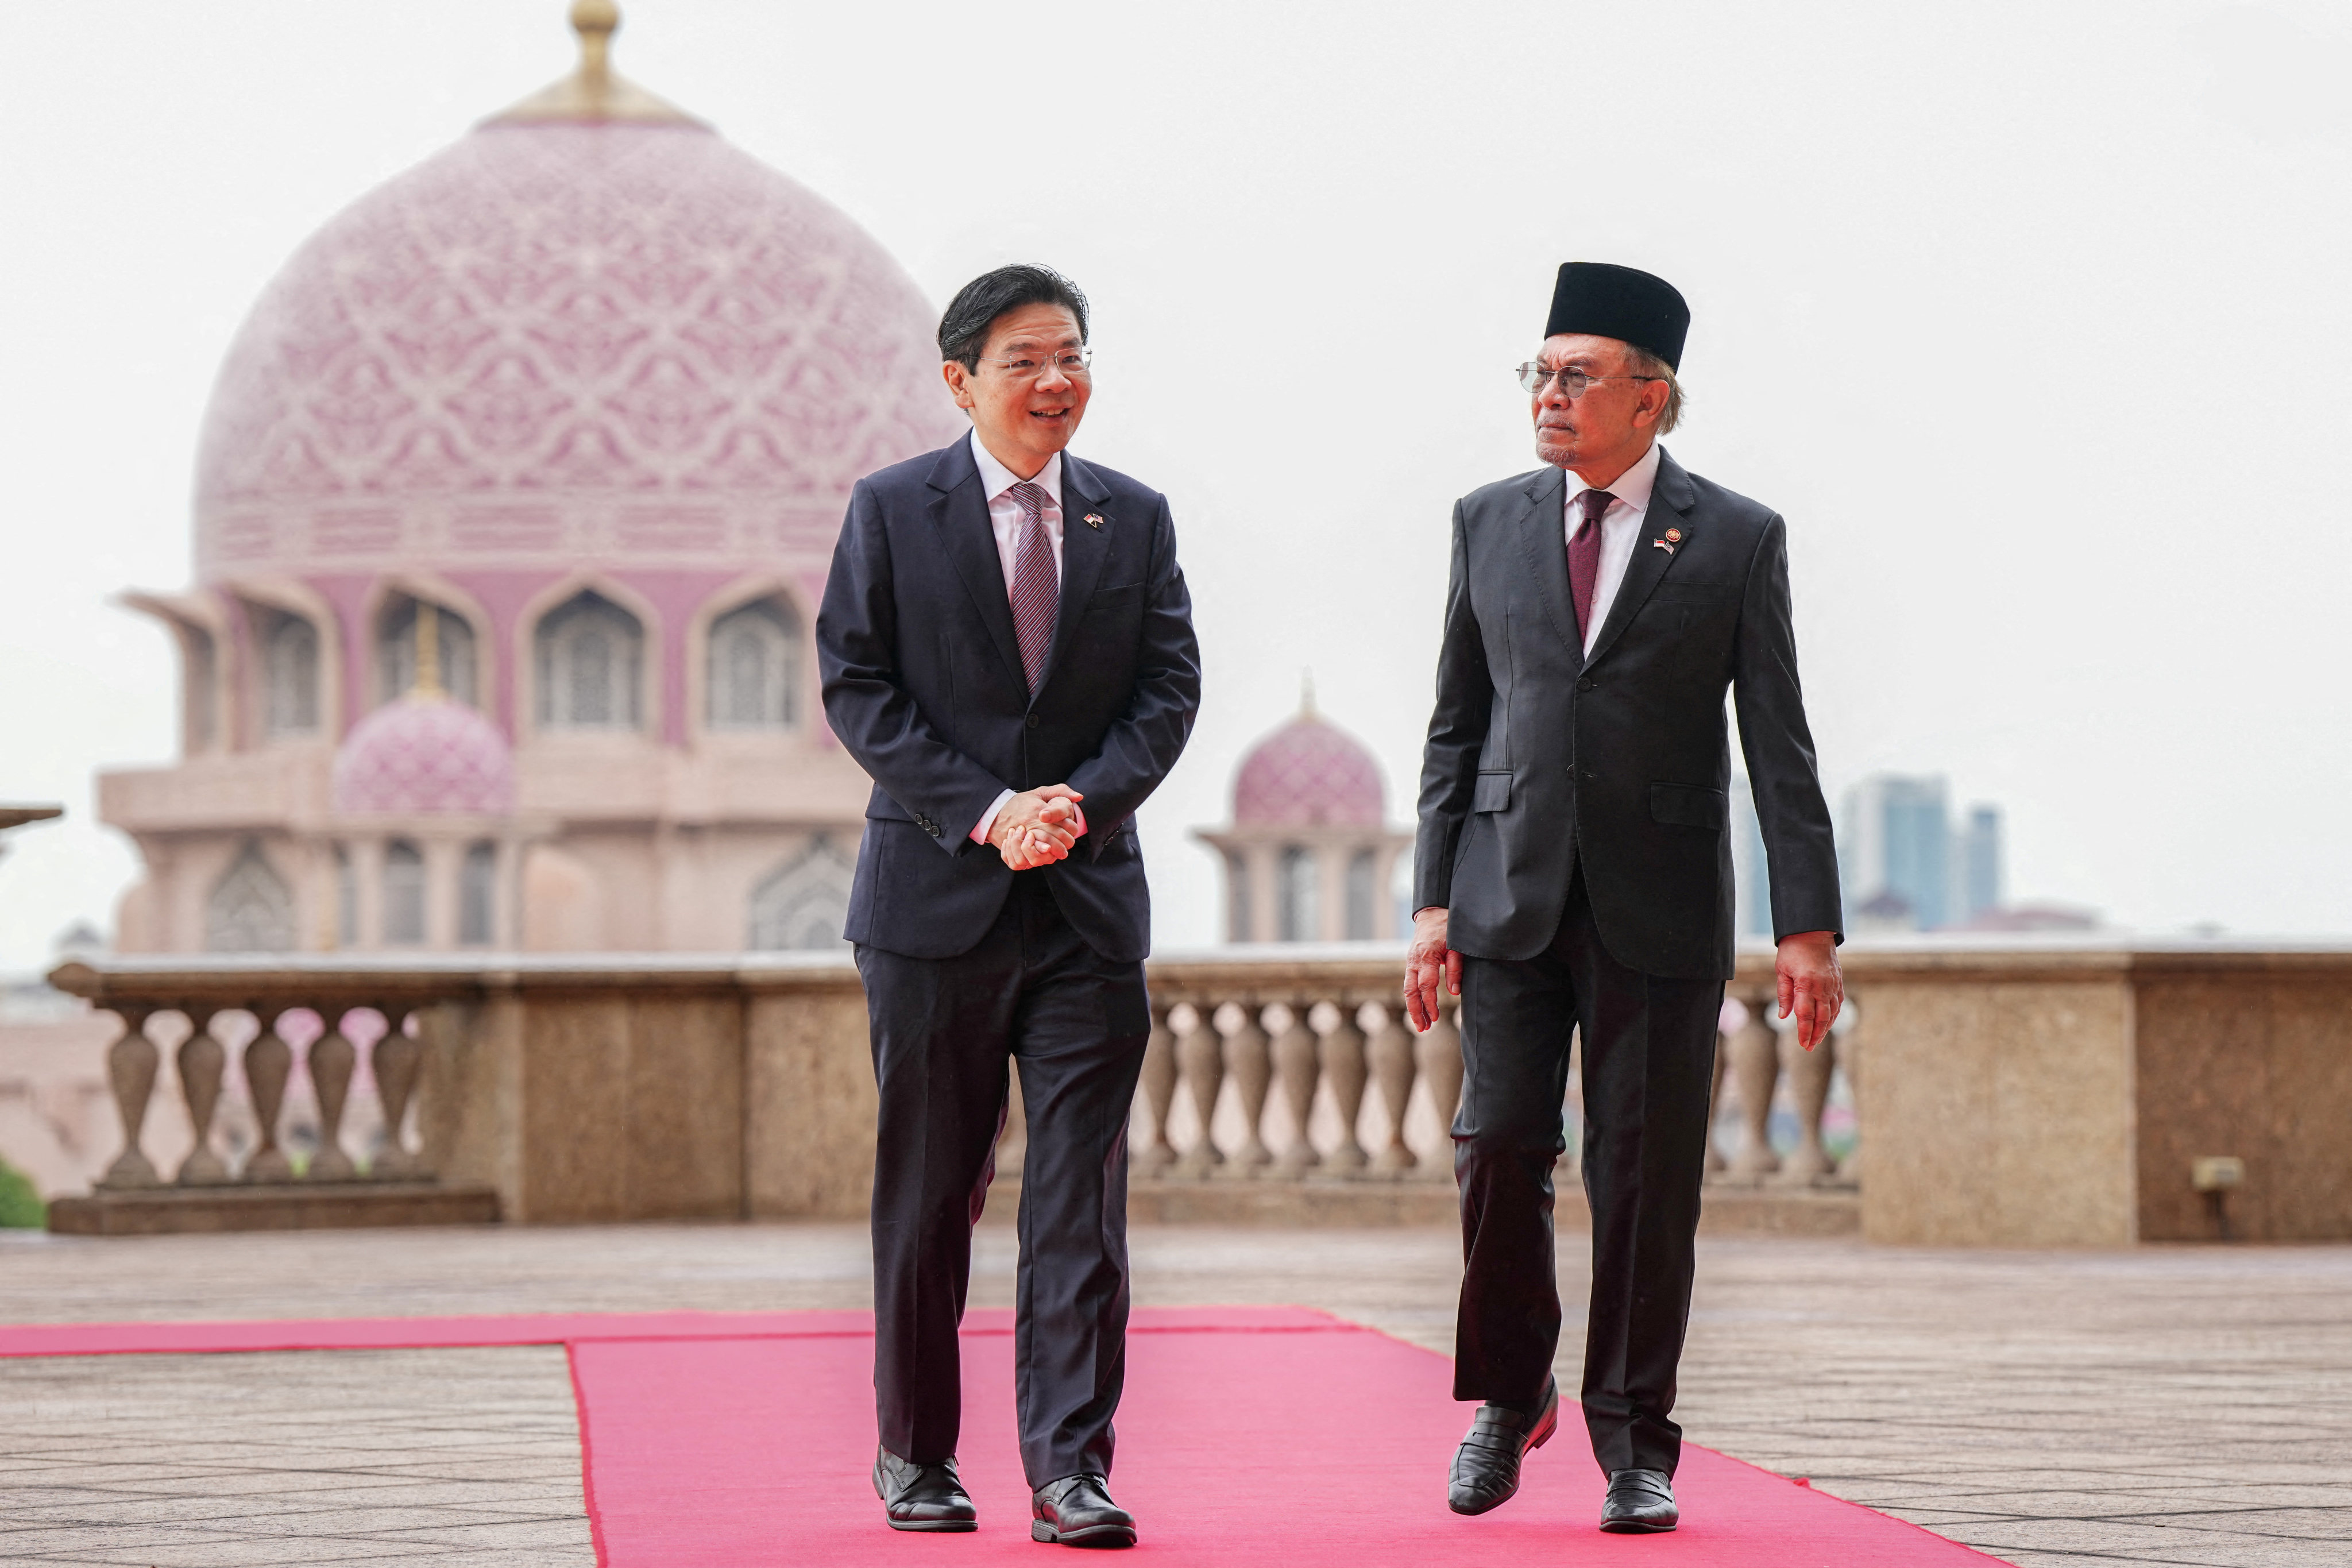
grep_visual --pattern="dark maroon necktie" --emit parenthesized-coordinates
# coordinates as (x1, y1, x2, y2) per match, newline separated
(1569, 488, 1614, 643)
(1007, 480, 1059, 694)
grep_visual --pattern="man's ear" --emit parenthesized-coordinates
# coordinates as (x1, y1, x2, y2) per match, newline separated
(1633, 376, 1671, 432)
(941, 360, 976, 411)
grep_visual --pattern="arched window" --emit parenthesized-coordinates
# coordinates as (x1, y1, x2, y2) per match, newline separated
(706, 598, 802, 731)
(1225, 851, 1252, 943)
(747, 837, 855, 950)
(334, 845, 357, 947)
(378, 596, 478, 706)
(1345, 849, 1378, 941)
(259, 612, 320, 737)
(535, 591, 644, 731)
(459, 841, 497, 947)
(207, 842, 295, 952)
(383, 840, 426, 945)
(1277, 845, 1319, 943)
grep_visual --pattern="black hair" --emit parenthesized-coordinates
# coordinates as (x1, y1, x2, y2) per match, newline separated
(937, 264, 1090, 370)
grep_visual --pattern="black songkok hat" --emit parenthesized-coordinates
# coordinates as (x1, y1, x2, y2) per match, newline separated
(1544, 262, 1690, 371)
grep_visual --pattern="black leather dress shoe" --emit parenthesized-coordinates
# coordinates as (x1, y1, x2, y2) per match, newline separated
(1600, 1467, 1678, 1532)
(1030, 1473, 1136, 1548)
(1447, 1376, 1559, 1515)
(872, 1446, 977, 1532)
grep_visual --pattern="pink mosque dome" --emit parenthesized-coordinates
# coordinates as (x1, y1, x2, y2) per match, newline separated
(1231, 702, 1387, 828)
(190, 47, 963, 585)
(331, 696, 516, 816)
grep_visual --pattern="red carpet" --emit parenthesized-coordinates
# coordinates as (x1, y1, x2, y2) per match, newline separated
(1, 1307, 2001, 1564)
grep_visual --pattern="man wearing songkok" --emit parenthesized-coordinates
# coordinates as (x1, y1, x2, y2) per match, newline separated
(818, 264, 1200, 1548)
(1404, 261, 1844, 1534)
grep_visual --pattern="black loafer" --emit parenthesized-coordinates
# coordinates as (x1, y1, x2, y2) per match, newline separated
(1031, 1473, 1136, 1548)
(873, 1445, 977, 1532)
(1600, 1467, 1678, 1532)
(1447, 1376, 1559, 1515)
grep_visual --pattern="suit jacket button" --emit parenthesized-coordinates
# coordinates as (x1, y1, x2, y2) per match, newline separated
(1577, 677, 1595, 692)
(1026, 713, 1040, 729)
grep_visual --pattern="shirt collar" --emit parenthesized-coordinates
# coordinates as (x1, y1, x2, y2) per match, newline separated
(1563, 441, 1661, 513)
(970, 430, 1061, 503)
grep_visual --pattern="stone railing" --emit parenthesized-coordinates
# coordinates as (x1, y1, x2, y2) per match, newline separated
(43, 946, 1861, 1232)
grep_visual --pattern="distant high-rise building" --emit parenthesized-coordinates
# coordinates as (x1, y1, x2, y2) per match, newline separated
(1958, 805, 2003, 922)
(1841, 774, 1953, 931)
(1732, 778, 1772, 938)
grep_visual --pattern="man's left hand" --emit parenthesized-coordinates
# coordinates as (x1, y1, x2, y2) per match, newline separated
(1775, 930, 1843, 1052)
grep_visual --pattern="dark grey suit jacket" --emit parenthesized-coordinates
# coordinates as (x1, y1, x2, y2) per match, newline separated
(1413, 446, 1841, 980)
(817, 438, 1200, 963)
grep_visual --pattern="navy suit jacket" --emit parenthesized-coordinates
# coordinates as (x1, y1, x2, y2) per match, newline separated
(817, 438, 1202, 962)
(1414, 447, 1842, 980)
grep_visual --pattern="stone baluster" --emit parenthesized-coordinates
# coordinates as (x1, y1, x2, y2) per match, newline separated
(1704, 997, 1740, 1176)
(174, 1006, 232, 1185)
(1366, 1003, 1419, 1173)
(1725, 992, 1782, 1182)
(1775, 1000, 1838, 1186)
(1271, 1002, 1323, 1175)
(97, 1006, 161, 1189)
(371, 1003, 428, 1181)
(307, 1007, 360, 1181)
(242, 1005, 295, 1183)
(1222, 1003, 1276, 1175)
(1134, 1001, 1179, 1173)
(1414, 999, 1464, 1180)
(1173, 1001, 1226, 1178)
(1318, 999, 1370, 1174)
(1832, 997, 1862, 1185)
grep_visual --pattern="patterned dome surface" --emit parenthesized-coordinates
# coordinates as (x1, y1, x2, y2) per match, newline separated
(332, 696, 516, 815)
(1233, 713, 1385, 828)
(194, 120, 962, 579)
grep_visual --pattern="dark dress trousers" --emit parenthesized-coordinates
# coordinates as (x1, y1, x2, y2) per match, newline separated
(818, 437, 1200, 1488)
(1414, 446, 1841, 1477)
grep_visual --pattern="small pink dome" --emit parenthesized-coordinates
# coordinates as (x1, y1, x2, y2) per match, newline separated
(1233, 712, 1385, 828)
(333, 696, 515, 815)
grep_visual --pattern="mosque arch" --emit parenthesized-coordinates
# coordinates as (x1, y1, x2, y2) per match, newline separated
(375, 589, 483, 708)
(533, 589, 646, 731)
(458, 841, 498, 946)
(747, 836, 855, 950)
(381, 840, 427, 945)
(705, 595, 804, 732)
(1345, 849, 1379, 941)
(253, 607, 322, 739)
(1277, 845, 1320, 943)
(206, 841, 296, 952)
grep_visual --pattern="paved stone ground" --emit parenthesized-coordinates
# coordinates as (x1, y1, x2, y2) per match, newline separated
(2, 1224, 2348, 1566)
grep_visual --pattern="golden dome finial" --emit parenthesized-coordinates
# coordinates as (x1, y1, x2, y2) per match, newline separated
(489, 0, 700, 127)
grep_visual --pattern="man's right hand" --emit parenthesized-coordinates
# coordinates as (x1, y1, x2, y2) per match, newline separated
(1404, 906, 1460, 1032)
(990, 785, 1086, 870)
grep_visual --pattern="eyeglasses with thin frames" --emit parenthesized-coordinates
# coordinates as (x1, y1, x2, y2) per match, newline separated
(1515, 363, 1662, 398)
(988, 347, 1094, 382)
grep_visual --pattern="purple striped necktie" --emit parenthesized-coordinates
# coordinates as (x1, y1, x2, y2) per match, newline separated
(1007, 480, 1059, 694)
(1569, 488, 1613, 643)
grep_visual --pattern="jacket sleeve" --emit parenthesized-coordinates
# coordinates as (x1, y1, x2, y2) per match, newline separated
(1413, 500, 1489, 913)
(816, 480, 1014, 856)
(1731, 514, 1845, 943)
(1064, 495, 1202, 855)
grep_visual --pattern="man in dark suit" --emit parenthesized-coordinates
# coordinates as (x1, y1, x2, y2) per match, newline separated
(818, 264, 1200, 1548)
(1404, 263, 1844, 1535)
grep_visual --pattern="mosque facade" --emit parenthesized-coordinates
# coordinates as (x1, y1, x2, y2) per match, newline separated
(102, 5, 961, 955)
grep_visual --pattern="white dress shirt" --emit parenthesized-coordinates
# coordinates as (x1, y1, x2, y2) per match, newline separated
(1565, 440, 1662, 656)
(966, 431, 1080, 845)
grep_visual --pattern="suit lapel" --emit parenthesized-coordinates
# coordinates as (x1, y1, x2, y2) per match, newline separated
(923, 439, 1026, 689)
(1511, 466, 1579, 661)
(1040, 454, 1113, 693)
(1584, 446, 1692, 668)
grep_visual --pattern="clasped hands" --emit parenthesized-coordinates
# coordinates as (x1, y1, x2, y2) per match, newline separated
(989, 784, 1088, 870)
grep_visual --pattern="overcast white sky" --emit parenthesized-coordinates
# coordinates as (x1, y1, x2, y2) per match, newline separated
(3, 0, 2350, 971)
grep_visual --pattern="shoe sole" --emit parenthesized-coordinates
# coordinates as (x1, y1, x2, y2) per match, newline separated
(1447, 1387, 1562, 1516)
(888, 1517, 978, 1532)
(1032, 1520, 1137, 1547)
(1599, 1519, 1677, 1534)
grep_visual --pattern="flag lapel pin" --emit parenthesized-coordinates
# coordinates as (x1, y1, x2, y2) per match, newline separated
(1083, 513, 1104, 529)
(1652, 537, 1675, 556)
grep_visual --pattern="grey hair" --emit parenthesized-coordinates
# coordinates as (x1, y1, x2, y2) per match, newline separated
(1623, 345, 1686, 434)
